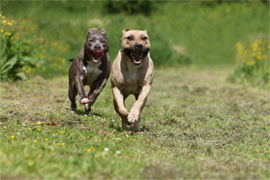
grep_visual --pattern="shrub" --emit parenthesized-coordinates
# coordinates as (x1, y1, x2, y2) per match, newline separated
(104, 0, 155, 15)
(0, 13, 71, 81)
(229, 39, 270, 86)
(0, 15, 37, 82)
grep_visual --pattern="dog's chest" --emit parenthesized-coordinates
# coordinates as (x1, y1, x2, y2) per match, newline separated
(122, 65, 142, 94)
(125, 63, 140, 83)
(83, 62, 102, 85)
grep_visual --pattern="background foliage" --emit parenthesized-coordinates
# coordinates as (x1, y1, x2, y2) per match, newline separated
(0, 1, 269, 83)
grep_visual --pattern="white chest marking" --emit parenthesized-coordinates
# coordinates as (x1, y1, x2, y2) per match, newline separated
(84, 61, 102, 85)
(126, 61, 139, 82)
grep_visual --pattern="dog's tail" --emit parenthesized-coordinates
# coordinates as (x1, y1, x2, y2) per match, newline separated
(69, 58, 74, 62)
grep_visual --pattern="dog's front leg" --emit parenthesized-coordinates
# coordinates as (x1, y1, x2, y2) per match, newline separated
(74, 75, 88, 104)
(112, 87, 130, 129)
(128, 85, 151, 131)
(87, 78, 108, 114)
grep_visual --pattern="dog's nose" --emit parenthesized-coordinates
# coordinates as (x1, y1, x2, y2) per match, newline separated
(94, 44, 101, 50)
(134, 43, 143, 49)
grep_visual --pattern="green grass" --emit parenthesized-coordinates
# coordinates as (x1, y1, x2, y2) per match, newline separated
(1, 68, 269, 179)
(0, 1, 269, 179)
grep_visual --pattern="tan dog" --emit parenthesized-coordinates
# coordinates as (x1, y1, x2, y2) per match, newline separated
(111, 29, 154, 131)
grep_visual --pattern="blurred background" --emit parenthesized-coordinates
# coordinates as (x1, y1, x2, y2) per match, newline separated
(0, 0, 269, 85)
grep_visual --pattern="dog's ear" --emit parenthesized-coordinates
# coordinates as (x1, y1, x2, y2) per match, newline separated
(122, 29, 130, 34)
(143, 30, 147, 34)
(98, 28, 106, 36)
(88, 28, 97, 34)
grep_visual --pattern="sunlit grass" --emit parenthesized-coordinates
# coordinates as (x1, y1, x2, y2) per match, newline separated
(0, 68, 269, 179)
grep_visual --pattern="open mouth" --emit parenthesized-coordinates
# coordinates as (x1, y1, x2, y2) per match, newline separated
(130, 52, 143, 65)
(88, 50, 105, 63)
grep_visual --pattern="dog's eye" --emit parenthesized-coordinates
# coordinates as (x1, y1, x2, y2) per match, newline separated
(89, 39, 94, 42)
(126, 36, 133, 41)
(142, 36, 148, 41)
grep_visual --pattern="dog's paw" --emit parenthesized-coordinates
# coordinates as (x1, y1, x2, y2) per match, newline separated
(127, 110, 140, 124)
(80, 98, 89, 104)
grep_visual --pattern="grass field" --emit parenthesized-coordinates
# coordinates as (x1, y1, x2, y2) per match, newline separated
(0, 68, 269, 179)
(0, 1, 269, 179)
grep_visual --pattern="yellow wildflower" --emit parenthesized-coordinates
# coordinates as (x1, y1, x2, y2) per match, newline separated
(0, 14, 2, 17)
(247, 60, 255, 66)
(7, 22, 12, 26)
(2, 16, 5, 19)
(10, 136, 15, 139)
(57, 142, 61, 146)
(37, 128, 41, 131)
(60, 131, 64, 134)
(33, 139, 38, 143)
(236, 42, 244, 56)
(5, 32, 11, 36)
(61, 143, 65, 146)
(250, 52, 256, 57)
(257, 55, 262, 60)
(37, 121, 41, 125)
(2, 20, 6, 24)
(252, 40, 259, 52)
(87, 146, 95, 152)
(28, 128, 32, 130)
(52, 41, 58, 47)
(26, 67, 31, 74)
(0, 29, 3, 33)
(27, 162, 33, 166)
(45, 138, 48, 141)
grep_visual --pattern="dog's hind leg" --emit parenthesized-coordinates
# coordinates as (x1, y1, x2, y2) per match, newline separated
(133, 118, 141, 132)
(68, 83, 78, 112)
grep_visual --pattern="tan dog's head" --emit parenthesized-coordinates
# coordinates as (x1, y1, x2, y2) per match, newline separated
(121, 29, 150, 65)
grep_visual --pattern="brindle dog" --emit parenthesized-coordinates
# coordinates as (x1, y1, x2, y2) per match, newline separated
(68, 28, 110, 114)
(111, 29, 154, 131)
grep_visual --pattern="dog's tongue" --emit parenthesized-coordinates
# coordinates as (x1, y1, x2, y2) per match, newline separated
(131, 52, 143, 65)
(92, 50, 104, 63)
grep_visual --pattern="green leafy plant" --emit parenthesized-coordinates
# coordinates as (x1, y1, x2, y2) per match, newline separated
(0, 15, 37, 82)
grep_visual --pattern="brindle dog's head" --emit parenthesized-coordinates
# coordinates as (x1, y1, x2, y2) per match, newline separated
(84, 28, 109, 63)
(121, 29, 150, 65)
